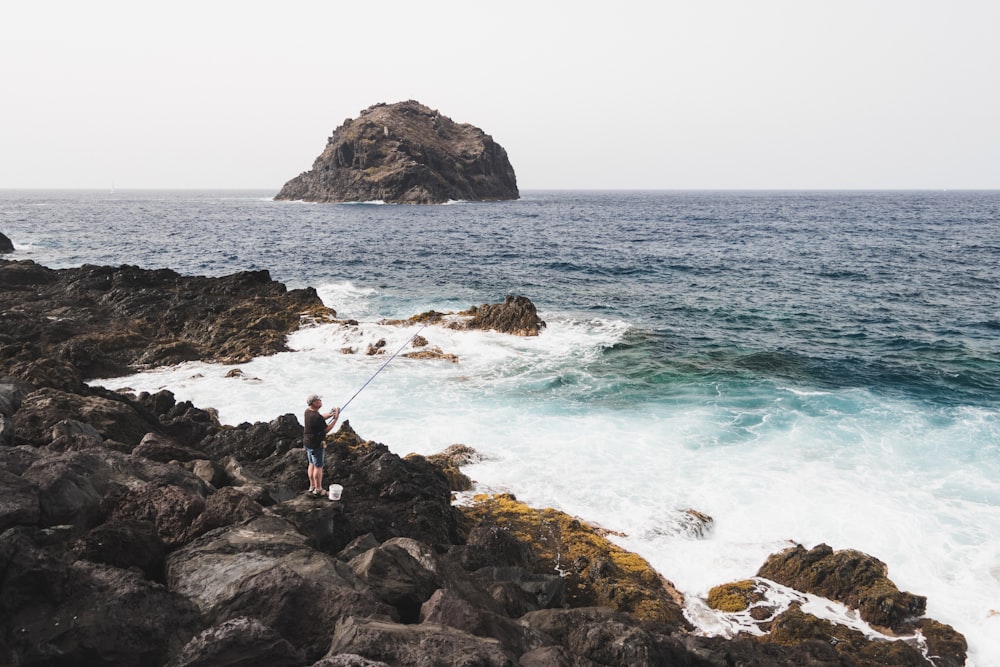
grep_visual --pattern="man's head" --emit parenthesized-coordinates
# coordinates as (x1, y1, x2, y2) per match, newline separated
(307, 394, 322, 407)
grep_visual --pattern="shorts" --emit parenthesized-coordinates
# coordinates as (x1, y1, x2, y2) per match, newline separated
(304, 446, 325, 467)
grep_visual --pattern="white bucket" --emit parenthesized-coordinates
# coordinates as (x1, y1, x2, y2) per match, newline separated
(327, 484, 343, 501)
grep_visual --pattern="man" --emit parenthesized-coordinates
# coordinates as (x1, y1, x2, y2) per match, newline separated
(303, 394, 340, 496)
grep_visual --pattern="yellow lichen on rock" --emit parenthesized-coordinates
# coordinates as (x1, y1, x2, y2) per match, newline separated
(459, 493, 688, 627)
(707, 579, 764, 612)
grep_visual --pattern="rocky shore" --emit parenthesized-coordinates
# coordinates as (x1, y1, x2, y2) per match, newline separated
(0, 258, 968, 666)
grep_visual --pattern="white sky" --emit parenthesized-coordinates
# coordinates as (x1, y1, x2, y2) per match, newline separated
(2, 1, 998, 190)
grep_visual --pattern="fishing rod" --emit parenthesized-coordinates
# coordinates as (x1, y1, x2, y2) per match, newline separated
(329, 324, 428, 419)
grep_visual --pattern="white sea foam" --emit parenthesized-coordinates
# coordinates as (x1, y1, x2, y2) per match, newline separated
(108, 311, 1000, 665)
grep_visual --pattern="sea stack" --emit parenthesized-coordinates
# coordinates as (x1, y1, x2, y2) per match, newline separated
(274, 100, 519, 204)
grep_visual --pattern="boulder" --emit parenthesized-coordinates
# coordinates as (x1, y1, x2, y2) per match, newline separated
(520, 607, 694, 667)
(307, 423, 464, 553)
(13, 387, 158, 447)
(0, 231, 13, 253)
(166, 617, 306, 667)
(199, 413, 302, 461)
(104, 483, 208, 547)
(275, 100, 518, 204)
(765, 604, 930, 666)
(757, 543, 926, 631)
(459, 494, 688, 628)
(50, 418, 104, 444)
(419, 588, 550, 657)
(397, 297, 546, 337)
(72, 519, 167, 581)
(457, 295, 546, 336)
(1, 528, 202, 667)
(348, 540, 440, 623)
(165, 515, 395, 661)
(133, 431, 208, 463)
(325, 616, 518, 666)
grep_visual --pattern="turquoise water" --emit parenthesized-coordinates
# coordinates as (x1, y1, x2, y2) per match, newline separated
(3, 189, 999, 662)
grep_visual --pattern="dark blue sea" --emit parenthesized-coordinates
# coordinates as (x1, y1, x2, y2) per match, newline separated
(2, 189, 998, 662)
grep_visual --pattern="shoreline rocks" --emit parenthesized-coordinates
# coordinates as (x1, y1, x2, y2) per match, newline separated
(0, 260, 968, 666)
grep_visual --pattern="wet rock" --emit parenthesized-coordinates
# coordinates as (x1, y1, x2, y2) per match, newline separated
(457, 295, 546, 336)
(422, 444, 487, 493)
(0, 231, 13, 253)
(913, 618, 968, 667)
(766, 604, 929, 666)
(400, 346, 459, 362)
(706, 579, 767, 612)
(410, 450, 471, 492)
(758, 543, 926, 631)
(459, 494, 688, 628)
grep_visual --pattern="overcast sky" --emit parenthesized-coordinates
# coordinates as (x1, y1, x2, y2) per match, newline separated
(3, 1, 998, 190)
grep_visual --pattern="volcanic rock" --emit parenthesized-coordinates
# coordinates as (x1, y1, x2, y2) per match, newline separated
(458, 295, 546, 336)
(0, 260, 332, 390)
(757, 542, 927, 631)
(391, 295, 545, 337)
(0, 259, 973, 666)
(275, 100, 518, 204)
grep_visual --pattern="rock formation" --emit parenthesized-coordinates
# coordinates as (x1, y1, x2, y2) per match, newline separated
(0, 232, 13, 253)
(0, 260, 969, 666)
(0, 260, 335, 391)
(386, 295, 546, 338)
(275, 101, 518, 204)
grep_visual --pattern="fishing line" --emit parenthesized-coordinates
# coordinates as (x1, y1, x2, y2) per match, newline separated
(331, 324, 428, 418)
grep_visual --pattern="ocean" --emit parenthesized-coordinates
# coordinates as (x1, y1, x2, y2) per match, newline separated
(2, 189, 998, 663)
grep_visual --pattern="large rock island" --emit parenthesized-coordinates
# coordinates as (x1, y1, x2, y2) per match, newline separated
(274, 100, 519, 204)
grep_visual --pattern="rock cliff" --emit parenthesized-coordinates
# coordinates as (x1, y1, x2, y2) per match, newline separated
(274, 100, 519, 204)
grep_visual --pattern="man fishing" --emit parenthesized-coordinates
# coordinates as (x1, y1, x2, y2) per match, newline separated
(303, 394, 340, 496)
